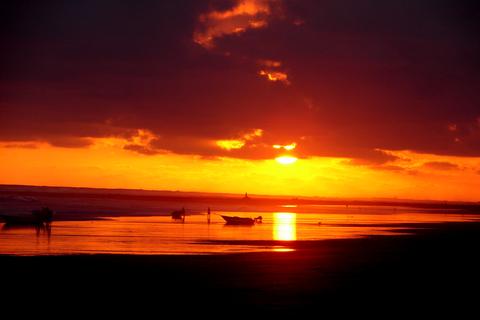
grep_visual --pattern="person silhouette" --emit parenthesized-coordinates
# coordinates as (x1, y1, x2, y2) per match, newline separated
(207, 207, 211, 224)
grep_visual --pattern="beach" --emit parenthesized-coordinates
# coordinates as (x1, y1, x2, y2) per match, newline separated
(2, 221, 479, 315)
(1, 185, 479, 314)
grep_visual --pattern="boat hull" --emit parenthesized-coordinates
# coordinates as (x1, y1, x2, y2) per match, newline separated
(0, 208, 53, 225)
(221, 215, 255, 225)
(0, 215, 46, 225)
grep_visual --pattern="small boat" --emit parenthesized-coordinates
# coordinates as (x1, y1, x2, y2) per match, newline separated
(171, 207, 186, 221)
(221, 215, 262, 226)
(1, 215, 42, 225)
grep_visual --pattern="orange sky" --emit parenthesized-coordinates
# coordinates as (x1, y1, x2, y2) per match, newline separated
(2, 1, 480, 202)
(1, 137, 479, 201)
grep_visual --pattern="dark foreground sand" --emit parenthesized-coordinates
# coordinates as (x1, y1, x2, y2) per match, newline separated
(2, 222, 479, 315)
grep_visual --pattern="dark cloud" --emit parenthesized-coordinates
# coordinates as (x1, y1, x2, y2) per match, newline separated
(1, 0, 480, 162)
(335, 149, 400, 166)
(123, 143, 164, 156)
(123, 131, 282, 160)
(372, 165, 406, 172)
(47, 137, 93, 148)
(423, 161, 460, 171)
(2, 143, 38, 149)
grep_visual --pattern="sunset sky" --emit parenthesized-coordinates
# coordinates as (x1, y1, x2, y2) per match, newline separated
(1, 0, 480, 201)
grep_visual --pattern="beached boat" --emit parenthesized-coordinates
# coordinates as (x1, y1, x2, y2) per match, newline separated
(221, 215, 262, 225)
(171, 207, 186, 221)
(0, 207, 53, 225)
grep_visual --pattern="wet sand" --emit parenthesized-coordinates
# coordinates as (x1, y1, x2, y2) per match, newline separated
(1, 221, 479, 315)
(3, 212, 478, 255)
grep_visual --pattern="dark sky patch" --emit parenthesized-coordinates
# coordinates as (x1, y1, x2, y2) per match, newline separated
(1, 0, 479, 162)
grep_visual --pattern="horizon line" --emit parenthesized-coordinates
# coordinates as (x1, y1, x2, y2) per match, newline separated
(1, 183, 478, 205)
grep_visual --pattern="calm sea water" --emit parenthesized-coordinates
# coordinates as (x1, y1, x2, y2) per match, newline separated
(0, 206, 478, 255)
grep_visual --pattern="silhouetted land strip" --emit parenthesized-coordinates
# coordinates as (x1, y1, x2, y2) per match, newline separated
(2, 188, 480, 213)
(2, 221, 479, 315)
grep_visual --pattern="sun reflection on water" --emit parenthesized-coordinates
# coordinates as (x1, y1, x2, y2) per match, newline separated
(273, 212, 297, 241)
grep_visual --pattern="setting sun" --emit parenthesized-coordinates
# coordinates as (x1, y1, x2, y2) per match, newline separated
(275, 156, 298, 165)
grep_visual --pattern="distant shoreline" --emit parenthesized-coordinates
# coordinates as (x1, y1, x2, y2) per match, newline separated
(1, 184, 479, 213)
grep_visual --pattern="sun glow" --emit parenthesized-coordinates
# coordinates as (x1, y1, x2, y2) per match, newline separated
(273, 143, 296, 151)
(275, 156, 298, 165)
(2, 140, 480, 201)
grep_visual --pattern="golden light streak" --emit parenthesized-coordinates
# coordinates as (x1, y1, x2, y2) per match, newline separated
(216, 139, 245, 150)
(259, 70, 290, 84)
(283, 143, 296, 151)
(273, 212, 297, 241)
(216, 128, 262, 150)
(273, 143, 296, 150)
(194, 0, 273, 49)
